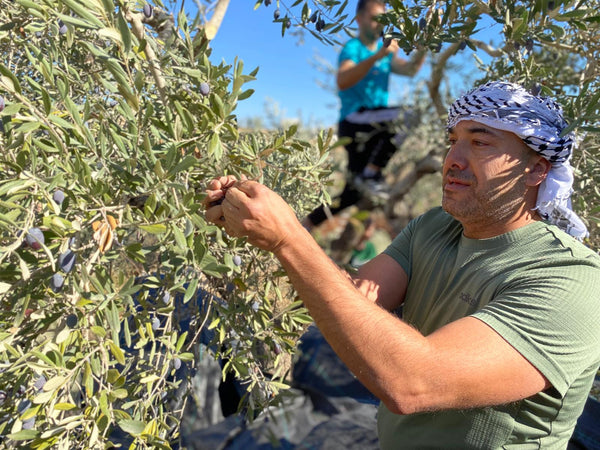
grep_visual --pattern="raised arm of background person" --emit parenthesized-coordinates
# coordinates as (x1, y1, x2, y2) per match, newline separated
(337, 39, 400, 91)
(204, 179, 550, 415)
(391, 48, 427, 76)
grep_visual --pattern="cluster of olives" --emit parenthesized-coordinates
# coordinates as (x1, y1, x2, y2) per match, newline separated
(22, 189, 76, 294)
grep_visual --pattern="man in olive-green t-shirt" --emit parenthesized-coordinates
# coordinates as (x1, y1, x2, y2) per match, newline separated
(205, 81, 600, 449)
(379, 207, 600, 448)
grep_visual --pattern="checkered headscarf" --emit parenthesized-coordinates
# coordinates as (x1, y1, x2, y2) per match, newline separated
(447, 81, 588, 240)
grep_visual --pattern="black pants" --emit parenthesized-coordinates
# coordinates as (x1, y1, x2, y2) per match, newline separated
(307, 108, 401, 227)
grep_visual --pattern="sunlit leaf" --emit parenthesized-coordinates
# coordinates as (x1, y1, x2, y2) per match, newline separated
(118, 419, 146, 436)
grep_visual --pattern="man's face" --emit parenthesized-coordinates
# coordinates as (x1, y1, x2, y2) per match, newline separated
(442, 120, 536, 228)
(356, 2, 385, 41)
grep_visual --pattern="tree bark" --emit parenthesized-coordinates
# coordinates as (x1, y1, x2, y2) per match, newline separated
(204, 0, 230, 40)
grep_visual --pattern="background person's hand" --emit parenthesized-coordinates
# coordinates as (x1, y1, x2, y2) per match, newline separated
(378, 37, 399, 58)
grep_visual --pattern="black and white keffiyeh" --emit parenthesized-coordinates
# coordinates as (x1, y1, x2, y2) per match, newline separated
(447, 81, 588, 240)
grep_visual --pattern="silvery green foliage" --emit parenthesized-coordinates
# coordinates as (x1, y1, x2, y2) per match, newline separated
(0, 0, 335, 447)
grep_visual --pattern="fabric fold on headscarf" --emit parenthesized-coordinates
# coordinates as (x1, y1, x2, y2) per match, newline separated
(447, 81, 588, 240)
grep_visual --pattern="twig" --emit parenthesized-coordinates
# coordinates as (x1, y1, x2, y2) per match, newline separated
(125, 11, 169, 106)
(471, 39, 503, 57)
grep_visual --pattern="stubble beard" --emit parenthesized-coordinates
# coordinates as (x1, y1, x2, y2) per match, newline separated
(442, 174, 528, 227)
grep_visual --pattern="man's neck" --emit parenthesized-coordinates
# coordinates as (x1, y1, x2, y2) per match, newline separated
(359, 33, 378, 50)
(461, 210, 542, 240)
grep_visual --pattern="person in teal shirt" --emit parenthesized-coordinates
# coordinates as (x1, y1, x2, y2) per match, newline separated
(206, 81, 599, 448)
(304, 0, 425, 229)
(337, 36, 393, 121)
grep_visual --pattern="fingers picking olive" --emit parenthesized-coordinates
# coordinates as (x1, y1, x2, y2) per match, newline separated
(208, 198, 224, 207)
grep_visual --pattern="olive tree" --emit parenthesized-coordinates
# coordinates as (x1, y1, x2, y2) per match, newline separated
(0, 0, 335, 447)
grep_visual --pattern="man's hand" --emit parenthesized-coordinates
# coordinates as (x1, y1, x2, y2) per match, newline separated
(204, 177, 301, 253)
(204, 175, 239, 208)
(378, 37, 399, 58)
(337, 38, 401, 90)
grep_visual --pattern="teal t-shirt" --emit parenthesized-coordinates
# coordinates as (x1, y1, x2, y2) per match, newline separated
(338, 38, 392, 121)
(379, 207, 600, 449)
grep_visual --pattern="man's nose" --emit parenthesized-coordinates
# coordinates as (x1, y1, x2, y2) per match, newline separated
(444, 141, 468, 170)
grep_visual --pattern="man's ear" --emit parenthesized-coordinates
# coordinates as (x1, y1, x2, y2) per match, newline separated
(525, 155, 551, 187)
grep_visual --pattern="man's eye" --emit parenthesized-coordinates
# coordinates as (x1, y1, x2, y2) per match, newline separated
(447, 138, 456, 146)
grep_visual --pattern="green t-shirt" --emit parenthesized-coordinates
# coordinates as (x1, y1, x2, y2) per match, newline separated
(350, 241, 378, 268)
(379, 207, 600, 449)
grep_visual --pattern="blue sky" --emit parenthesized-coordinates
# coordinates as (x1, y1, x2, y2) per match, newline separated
(206, 2, 499, 129)
(208, 3, 343, 128)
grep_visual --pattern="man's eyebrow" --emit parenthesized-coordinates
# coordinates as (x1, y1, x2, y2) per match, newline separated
(447, 126, 500, 136)
(468, 126, 498, 135)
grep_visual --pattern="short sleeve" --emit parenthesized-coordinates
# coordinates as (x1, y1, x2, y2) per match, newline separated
(339, 39, 362, 65)
(383, 216, 421, 278)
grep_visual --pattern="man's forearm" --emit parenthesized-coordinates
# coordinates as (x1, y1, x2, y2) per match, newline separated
(393, 49, 426, 76)
(273, 224, 432, 414)
(337, 54, 380, 90)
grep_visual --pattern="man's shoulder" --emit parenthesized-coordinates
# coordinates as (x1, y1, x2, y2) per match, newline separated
(340, 38, 364, 59)
(342, 37, 362, 49)
(534, 222, 600, 264)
